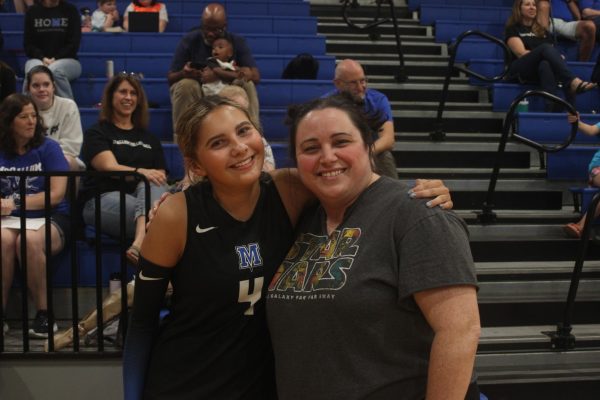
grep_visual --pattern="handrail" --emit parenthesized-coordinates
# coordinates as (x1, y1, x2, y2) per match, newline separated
(0, 170, 150, 354)
(477, 90, 578, 224)
(340, 0, 408, 82)
(431, 30, 512, 141)
(543, 190, 600, 350)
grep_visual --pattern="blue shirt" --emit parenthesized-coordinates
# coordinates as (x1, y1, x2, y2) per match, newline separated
(0, 138, 69, 217)
(323, 88, 393, 140)
(551, 0, 575, 21)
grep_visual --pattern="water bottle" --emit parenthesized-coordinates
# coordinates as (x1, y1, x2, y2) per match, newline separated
(516, 99, 529, 113)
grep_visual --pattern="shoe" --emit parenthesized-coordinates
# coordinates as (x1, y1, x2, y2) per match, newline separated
(29, 310, 58, 339)
(563, 223, 582, 239)
(3, 320, 8, 334)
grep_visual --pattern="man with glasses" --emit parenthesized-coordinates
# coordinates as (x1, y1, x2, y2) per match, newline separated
(167, 3, 260, 135)
(325, 59, 398, 178)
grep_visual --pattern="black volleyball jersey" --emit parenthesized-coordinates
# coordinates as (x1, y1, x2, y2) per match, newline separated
(143, 174, 294, 399)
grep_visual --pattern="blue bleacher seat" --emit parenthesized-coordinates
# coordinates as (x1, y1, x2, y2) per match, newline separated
(0, 13, 318, 35)
(271, 143, 293, 168)
(435, 20, 504, 43)
(162, 143, 185, 181)
(409, 0, 513, 12)
(517, 112, 600, 144)
(420, 5, 510, 25)
(8, 53, 335, 80)
(2, 31, 327, 57)
(547, 145, 600, 180)
(491, 82, 600, 113)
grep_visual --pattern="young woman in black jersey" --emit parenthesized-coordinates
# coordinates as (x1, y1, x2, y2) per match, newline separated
(122, 96, 453, 399)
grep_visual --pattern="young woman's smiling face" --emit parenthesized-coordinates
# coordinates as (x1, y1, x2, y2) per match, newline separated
(191, 105, 264, 189)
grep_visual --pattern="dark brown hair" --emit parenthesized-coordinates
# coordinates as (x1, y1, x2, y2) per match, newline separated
(0, 93, 45, 157)
(100, 73, 149, 129)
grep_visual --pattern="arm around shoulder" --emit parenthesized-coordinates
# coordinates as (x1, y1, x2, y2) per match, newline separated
(140, 191, 187, 267)
(269, 168, 315, 227)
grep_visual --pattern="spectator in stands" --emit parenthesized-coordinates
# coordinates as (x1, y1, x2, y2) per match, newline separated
(267, 94, 480, 400)
(79, 73, 169, 266)
(123, 0, 168, 33)
(13, 0, 34, 13)
(563, 112, 600, 237)
(324, 59, 398, 179)
(168, 3, 261, 135)
(91, 0, 123, 32)
(23, 0, 81, 100)
(0, 27, 17, 103)
(202, 35, 239, 96)
(25, 65, 84, 171)
(122, 95, 454, 399)
(0, 93, 70, 337)
(505, 0, 596, 111)
(535, 0, 596, 61)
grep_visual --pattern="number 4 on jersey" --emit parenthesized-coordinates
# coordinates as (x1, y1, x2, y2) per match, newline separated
(238, 277, 264, 315)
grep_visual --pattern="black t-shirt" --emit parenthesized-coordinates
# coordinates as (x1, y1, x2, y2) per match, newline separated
(505, 23, 553, 51)
(24, 1, 81, 60)
(80, 121, 166, 202)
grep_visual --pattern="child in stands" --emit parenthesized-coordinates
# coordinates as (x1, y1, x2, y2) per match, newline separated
(201, 35, 240, 96)
(123, 0, 168, 33)
(564, 112, 600, 238)
(91, 0, 123, 32)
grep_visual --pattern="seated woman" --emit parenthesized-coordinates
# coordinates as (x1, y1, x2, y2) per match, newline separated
(79, 73, 169, 266)
(123, 0, 169, 33)
(25, 65, 84, 171)
(0, 93, 70, 338)
(23, 0, 82, 100)
(505, 0, 596, 111)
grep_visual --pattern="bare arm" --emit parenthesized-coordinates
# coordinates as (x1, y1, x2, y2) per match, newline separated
(140, 192, 186, 266)
(414, 285, 480, 400)
(372, 120, 395, 154)
(536, 0, 551, 29)
(507, 37, 530, 58)
(16, 176, 67, 211)
(269, 168, 315, 227)
(568, 113, 600, 136)
(568, 1, 582, 19)
(90, 150, 167, 186)
(158, 19, 167, 33)
(582, 7, 600, 18)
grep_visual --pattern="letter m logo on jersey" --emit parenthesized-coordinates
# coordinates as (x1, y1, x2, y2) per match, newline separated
(236, 243, 263, 272)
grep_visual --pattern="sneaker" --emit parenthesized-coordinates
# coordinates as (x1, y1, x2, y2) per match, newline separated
(29, 310, 58, 339)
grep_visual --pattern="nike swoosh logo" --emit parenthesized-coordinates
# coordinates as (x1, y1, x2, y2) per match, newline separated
(138, 271, 165, 281)
(196, 225, 217, 234)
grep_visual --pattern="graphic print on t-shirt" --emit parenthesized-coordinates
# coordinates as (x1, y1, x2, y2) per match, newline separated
(267, 228, 361, 299)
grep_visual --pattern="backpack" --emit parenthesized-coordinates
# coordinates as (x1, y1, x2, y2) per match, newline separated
(281, 53, 319, 79)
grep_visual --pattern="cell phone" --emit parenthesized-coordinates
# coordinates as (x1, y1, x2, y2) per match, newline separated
(189, 61, 207, 70)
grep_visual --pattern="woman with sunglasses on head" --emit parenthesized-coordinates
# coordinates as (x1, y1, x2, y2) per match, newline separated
(79, 73, 169, 266)
(122, 95, 455, 399)
(0, 93, 70, 338)
(25, 65, 84, 172)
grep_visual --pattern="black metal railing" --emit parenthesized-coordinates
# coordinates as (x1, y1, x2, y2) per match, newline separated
(0, 170, 149, 355)
(431, 30, 512, 141)
(543, 190, 600, 350)
(478, 90, 577, 224)
(340, 0, 407, 82)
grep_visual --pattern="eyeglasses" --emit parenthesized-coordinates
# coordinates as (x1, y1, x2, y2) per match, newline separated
(338, 77, 368, 87)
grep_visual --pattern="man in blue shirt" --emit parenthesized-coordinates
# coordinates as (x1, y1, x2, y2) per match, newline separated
(324, 59, 398, 178)
(167, 3, 260, 136)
